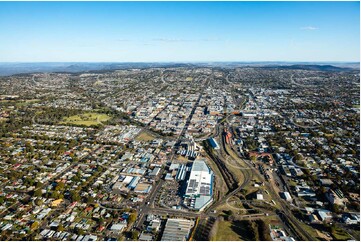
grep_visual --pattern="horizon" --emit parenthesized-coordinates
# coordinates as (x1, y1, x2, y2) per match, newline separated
(0, 61, 360, 64)
(0, 1, 359, 62)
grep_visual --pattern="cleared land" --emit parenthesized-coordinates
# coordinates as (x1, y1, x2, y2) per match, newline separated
(60, 112, 111, 126)
(135, 131, 156, 141)
(214, 220, 242, 241)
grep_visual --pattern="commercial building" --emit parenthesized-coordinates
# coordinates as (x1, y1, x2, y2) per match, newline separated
(149, 167, 161, 177)
(161, 218, 194, 241)
(208, 138, 220, 150)
(184, 159, 214, 211)
(128, 176, 140, 189)
(281, 192, 292, 201)
(175, 164, 187, 181)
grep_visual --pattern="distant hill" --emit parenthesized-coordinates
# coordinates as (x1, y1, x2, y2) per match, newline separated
(0, 62, 198, 76)
(260, 64, 354, 72)
(0, 62, 358, 76)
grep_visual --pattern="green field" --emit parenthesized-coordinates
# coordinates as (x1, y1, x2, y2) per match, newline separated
(60, 112, 111, 126)
(331, 227, 352, 240)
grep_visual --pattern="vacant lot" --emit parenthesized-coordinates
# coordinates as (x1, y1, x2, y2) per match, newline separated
(214, 221, 242, 241)
(214, 219, 272, 241)
(60, 112, 111, 126)
(135, 131, 155, 141)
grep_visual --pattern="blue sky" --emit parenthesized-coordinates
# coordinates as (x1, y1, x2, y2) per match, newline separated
(0, 1, 359, 62)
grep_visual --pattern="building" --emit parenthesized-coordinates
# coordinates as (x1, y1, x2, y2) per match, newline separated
(325, 189, 347, 206)
(342, 214, 360, 225)
(169, 163, 180, 171)
(134, 183, 152, 193)
(175, 164, 187, 181)
(139, 233, 153, 241)
(161, 218, 194, 241)
(316, 209, 333, 222)
(208, 138, 220, 150)
(149, 167, 161, 177)
(184, 159, 214, 211)
(128, 176, 140, 189)
(51, 199, 63, 207)
(281, 192, 292, 201)
(319, 178, 333, 186)
(256, 192, 264, 200)
(110, 223, 127, 232)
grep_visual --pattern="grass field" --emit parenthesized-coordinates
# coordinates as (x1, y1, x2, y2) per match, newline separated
(214, 221, 242, 241)
(331, 227, 352, 240)
(60, 112, 111, 126)
(135, 131, 156, 141)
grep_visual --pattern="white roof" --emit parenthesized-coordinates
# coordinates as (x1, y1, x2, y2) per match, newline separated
(185, 159, 213, 196)
(110, 223, 126, 231)
(123, 176, 134, 184)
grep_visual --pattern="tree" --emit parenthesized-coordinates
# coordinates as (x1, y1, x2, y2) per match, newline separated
(332, 204, 342, 214)
(34, 189, 43, 197)
(128, 213, 137, 224)
(57, 224, 64, 232)
(30, 221, 39, 231)
(70, 191, 81, 202)
(256, 220, 272, 241)
(55, 181, 65, 191)
(131, 231, 139, 240)
(35, 198, 43, 206)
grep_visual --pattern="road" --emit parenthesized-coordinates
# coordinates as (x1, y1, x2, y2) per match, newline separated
(134, 179, 165, 228)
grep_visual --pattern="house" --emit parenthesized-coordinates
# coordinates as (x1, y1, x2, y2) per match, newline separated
(51, 199, 63, 207)
(319, 178, 333, 186)
(256, 191, 264, 200)
(342, 214, 360, 225)
(110, 222, 127, 232)
(325, 189, 347, 207)
(316, 209, 333, 222)
(139, 233, 153, 241)
(147, 219, 161, 232)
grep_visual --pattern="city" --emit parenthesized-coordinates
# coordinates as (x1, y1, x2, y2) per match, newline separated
(0, 1, 359, 241)
(0, 65, 359, 240)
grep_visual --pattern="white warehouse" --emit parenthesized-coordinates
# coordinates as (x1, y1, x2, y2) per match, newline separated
(184, 159, 214, 211)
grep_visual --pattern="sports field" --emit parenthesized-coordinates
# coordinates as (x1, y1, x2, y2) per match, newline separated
(60, 112, 111, 126)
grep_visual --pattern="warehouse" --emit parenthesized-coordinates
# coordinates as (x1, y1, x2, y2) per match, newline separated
(208, 138, 220, 150)
(149, 167, 161, 177)
(128, 176, 140, 189)
(161, 218, 194, 241)
(175, 164, 187, 181)
(184, 159, 214, 211)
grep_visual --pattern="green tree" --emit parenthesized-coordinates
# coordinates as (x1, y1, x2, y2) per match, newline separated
(131, 231, 139, 240)
(34, 189, 43, 197)
(57, 224, 64, 232)
(128, 213, 137, 224)
(30, 221, 39, 231)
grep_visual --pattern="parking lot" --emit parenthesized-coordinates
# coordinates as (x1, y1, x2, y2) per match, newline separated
(157, 180, 182, 208)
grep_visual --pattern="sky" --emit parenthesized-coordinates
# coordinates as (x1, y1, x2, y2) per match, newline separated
(0, 1, 359, 62)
